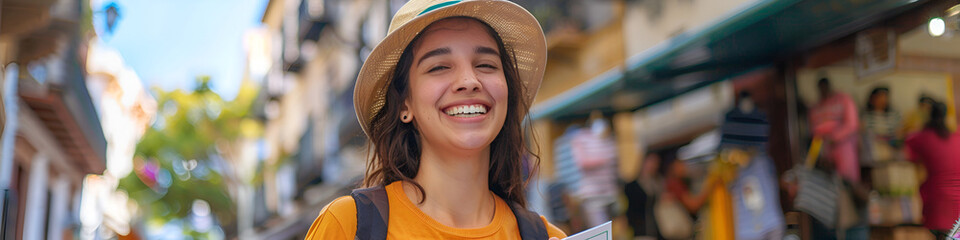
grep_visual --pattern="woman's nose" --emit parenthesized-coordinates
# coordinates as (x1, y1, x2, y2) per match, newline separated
(453, 70, 482, 93)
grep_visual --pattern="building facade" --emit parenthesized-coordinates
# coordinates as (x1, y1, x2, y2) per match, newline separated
(1, 0, 110, 239)
(241, 0, 396, 238)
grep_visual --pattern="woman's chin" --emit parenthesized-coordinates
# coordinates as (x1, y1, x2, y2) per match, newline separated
(449, 134, 496, 151)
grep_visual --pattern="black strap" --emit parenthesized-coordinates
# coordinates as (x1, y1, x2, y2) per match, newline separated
(353, 185, 548, 240)
(352, 186, 389, 240)
(508, 202, 550, 240)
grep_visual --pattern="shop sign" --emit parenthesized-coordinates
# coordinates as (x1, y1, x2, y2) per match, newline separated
(855, 28, 896, 79)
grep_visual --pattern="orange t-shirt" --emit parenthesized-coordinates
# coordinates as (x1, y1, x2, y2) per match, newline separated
(305, 181, 567, 239)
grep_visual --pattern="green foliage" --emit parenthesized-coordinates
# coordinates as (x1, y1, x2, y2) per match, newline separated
(119, 76, 261, 232)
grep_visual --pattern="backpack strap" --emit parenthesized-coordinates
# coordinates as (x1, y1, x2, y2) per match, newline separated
(508, 202, 550, 240)
(352, 186, 389, 240)
(353, 185, 548, 240)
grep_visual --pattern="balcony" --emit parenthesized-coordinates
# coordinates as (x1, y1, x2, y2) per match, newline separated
(19, 52, 107, 174)
(282, 0, 337, 73)
(5, 0, 107, 173)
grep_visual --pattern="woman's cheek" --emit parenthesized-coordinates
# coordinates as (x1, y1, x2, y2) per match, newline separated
(486, 77, 509, 101)
(412, 77, 447, 106)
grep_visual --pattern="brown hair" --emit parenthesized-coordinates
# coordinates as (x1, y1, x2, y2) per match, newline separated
(926, 101, 951, 139)
(361, 17, 539, 208)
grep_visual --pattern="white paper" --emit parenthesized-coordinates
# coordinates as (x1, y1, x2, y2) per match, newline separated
(563, 221, 612, 240)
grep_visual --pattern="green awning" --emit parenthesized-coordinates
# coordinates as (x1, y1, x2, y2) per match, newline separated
(531, 0, 928, 121)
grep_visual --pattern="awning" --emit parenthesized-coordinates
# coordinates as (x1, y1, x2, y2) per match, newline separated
(530, 0, 929, 121)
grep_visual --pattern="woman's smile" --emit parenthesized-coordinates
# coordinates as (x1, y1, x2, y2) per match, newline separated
(443, 104, 488, 117)
(441, 100, 493, 126)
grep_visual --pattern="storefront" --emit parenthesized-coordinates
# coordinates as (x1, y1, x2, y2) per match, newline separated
(531, 0, 959, 239)
(784, 0, 960, 238)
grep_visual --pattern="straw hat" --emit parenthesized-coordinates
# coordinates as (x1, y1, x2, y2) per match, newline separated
(353, 0, 547, 136)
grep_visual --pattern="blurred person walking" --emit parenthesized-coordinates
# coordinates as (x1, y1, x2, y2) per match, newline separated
(304, 0, 567, 239)
(624, 153, 665, 240)
(799, 78, 870, 239)
(901, 96, 937, 137)
(547, 125, 587, 232)
(809, 78, 861, 183)
(905, 102, 960, 239)
(661, 159, 721, 239)
(570, 113, 619, 227)
(860, 87, 900, 163)
(721, 92, 785, 240)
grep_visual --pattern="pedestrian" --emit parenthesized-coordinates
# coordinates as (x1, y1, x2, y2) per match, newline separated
(905, 102, 960, 239)
(861, 87, 899, 140)
(304, 0, 565, 239)
(860, 87, 900, 163)
(900, 96, 936, 137)
(571, 114, 619, 227)
(625, 153, 665, 240)
(809, 78, 860, 183)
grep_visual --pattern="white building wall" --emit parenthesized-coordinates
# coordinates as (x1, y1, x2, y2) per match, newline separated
(22, 155, 49, 240)
(47, 176, 71, 240)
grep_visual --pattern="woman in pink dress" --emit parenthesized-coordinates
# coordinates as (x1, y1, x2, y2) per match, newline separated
(808, 78, 860, 182)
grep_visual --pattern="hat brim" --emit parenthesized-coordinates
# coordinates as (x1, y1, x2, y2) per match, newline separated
(354, 0, 547, 136)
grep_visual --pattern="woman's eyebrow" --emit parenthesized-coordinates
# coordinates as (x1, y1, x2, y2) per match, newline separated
(417, 47, 451, 65)
(476, 46, 499, 57)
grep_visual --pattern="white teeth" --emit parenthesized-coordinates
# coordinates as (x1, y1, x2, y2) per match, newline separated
(444, 104, 487, 116)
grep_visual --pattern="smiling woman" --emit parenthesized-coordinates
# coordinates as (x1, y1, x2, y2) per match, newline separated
(402, 18, 512, 162)
(304, 0, 563, 240)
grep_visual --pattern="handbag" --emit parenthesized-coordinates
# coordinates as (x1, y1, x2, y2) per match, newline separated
(654, 197, 694, 240)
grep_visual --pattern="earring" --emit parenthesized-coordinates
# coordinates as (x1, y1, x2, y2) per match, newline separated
(402, 115, 408, 121)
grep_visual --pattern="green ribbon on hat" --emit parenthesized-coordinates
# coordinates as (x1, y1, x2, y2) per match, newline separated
(418, 0, 462, 16)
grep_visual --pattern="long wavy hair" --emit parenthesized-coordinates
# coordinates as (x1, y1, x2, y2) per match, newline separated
(361, 17, 539, 208)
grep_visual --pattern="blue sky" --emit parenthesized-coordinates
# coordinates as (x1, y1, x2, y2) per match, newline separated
(92, 0, 268, 100)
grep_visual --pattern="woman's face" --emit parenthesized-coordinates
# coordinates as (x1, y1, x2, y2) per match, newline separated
(870, 91, 888, 111)
(920, 101, 933, 112)
(402, 18, 509, 153)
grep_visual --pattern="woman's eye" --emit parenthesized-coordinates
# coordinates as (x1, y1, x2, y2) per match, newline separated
(428, 66, 449, 73)
(476, 64, 498, 69)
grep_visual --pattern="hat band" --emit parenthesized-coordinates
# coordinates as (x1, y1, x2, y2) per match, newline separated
(418, 0, 462, 16)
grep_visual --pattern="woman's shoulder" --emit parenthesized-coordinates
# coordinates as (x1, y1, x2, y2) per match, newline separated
(906, 129, 935, 142)
(305, 196, 357, 240)
(541, 215, 568, 239)
(323, 195, 358, 218)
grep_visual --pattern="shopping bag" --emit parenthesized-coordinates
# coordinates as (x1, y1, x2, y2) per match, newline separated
(654, 197, 693, 240)
(792, 137, 839, 227)
(793, 167, 838, 227)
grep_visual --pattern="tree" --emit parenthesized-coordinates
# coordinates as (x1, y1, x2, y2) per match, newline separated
(119, 76, 261, 238)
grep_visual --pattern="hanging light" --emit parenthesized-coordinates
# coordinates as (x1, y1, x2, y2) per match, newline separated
(932, 3, 960, 38)
(929, 17, 946, 37)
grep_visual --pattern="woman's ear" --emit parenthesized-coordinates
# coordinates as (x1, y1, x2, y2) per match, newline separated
(400, 99, 414, 123)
